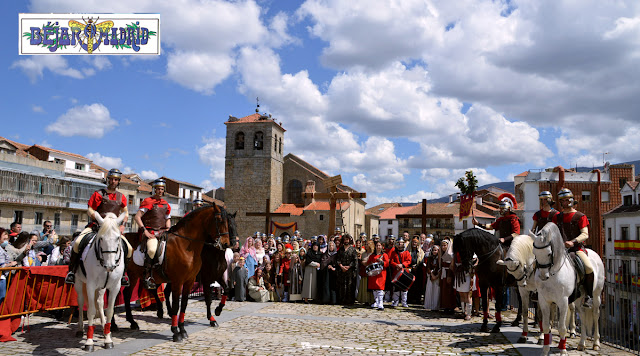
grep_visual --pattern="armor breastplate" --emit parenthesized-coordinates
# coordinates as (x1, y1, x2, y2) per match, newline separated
(558, 211, 585, 252)
(498, 215, 514, 241)
(534, 209, 558, 233)
(96, 189, 123, 217)
(141, 202, 168, 230)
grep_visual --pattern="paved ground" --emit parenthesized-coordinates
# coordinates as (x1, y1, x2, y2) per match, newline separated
(0, 299, 633, 355)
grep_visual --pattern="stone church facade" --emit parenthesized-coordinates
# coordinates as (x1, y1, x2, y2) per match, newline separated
(224, 112, 368, 239)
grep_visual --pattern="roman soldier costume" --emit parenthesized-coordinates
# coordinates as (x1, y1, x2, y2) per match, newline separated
(532, 191, 558, 233)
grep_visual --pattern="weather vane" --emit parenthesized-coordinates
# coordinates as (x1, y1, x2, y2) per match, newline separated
(255, 97, 260, 113)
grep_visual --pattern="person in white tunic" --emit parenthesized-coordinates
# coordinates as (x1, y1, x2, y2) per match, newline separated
(248, 267, 270, 302)
(423, 245, 441, 310)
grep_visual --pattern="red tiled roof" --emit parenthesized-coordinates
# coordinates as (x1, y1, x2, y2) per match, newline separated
(31, 144, 89, 161)
(202, 194, 225, 207)
(365, 203, 400, 215)
(303, 202, 350, 211)
(160, 176, 203, 189)
(628, 181, 639, 190)
(378, 206, 414, 220)
(515, 171, 529, 177)
(274, 204, 304, 216)
(0, 136, 37, 159)
(225, 113, 286, 131)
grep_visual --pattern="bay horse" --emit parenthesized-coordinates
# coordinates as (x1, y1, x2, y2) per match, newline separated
(532, 223, 604, 356)
(452, 228, 507, 333)
(116, 204, 230, 342)
(75, 212, 126, 351)
(497, 234, 576, 344)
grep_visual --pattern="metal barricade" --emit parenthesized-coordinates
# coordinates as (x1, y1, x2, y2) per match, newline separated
(600, 257, 640, 354)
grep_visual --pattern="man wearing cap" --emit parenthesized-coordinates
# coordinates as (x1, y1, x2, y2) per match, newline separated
(65, 168, 132, 286)
(135, 178, 172, 289)
(390, 237, 412, 307)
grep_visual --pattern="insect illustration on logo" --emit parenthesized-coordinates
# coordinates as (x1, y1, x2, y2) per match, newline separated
(68, 17, 114, 54)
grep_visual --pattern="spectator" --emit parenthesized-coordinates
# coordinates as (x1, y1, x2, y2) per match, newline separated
(48, 236, 71, 266)
(272, 252, 284, 301)
(240, 237, 258, 279)
(423, 245, 441, 310)
(8, 222, 21, 243)
(279, 249, 293, 302)
(318, 235, 328, 253)
(40, 220, 57, 255)
(335, 234, 357, 305)
(302, 242, 322, 303)
(407, 236, 426, 304)
(390, 237, 411, 308)
(263, 261, 278, 301)
(276, 241, 285, 256)
(357, 240, 375, 305)
(0, 228, 20, 268)
(260, 255, 270, 269)
(63, 231, 80, 265)
(320, 241, 338, 304)
(231, 256, 248, 302)
(291, 240, 300, 255)
(439, 237, 456, 314)
(266, 237, 277, 257)
(453, 249, 475, 320)
(288, 253, 303, 302)
(367, 241, 389, 310)
(255, 239, 266, 263)
(29, 230, 51, 263)
(23, 233, 43, 266)
(248, 267, 270, 302)
(383, 235, 396, 302)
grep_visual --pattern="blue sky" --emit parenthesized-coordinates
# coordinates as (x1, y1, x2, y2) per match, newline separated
(2, 1, 639, 206)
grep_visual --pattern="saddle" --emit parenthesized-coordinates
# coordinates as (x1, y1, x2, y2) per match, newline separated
(567, 252, 586, 304)
(133, 230, 167, 267)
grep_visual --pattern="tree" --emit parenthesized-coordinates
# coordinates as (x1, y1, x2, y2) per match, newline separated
(455, 170, 478, 196)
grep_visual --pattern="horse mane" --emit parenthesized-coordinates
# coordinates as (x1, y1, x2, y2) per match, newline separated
(97, 212, 120, 238)
(506, 234, 534, 264)
(170, 204, 221, 232)
(540, 222, 565, 266)
(453, 228, 498, 255)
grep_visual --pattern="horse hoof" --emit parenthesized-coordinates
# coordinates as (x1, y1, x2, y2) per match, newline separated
(180, 331, 188, 339)
(511, 319, 521, 327)
(104, 342, 114, 349)
(84, 344, 94, 352)
(577, 344, 585, 351)
(157, 310, 163, 319)
(111, 324, 119, 332)
(130, 322, 139, 330)
(491, 325, 501, 333)
(593, 345, 600, 351)
(517, 336, 527, 343)
(480, 324, 489, 332)
(537, 338, 544, 345)
(214, 306, 223, 316)
(569, 332, 576, 339)
(210, 320, 218, 327)
(75, 330, 83, 338)
(172, 333, 183, 342)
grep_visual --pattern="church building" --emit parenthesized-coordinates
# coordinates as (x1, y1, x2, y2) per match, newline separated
(224, 110, 368, 239)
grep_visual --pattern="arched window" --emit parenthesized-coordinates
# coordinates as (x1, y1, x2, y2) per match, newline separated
(286, 179, 303, 205)
(235, 132, 245, 150)
(278, 137, 282, 154)
(254, 131, 263, 150)
(274, 135, 278, 152)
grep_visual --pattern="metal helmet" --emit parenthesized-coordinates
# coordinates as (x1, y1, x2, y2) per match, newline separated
(254, 231, 261, 238)
(538, 191, 552, 200)
(283, 235, 290, 243)
(498, 200, 512, 212)
(151, 178, 166, 188)
(558, 188, 575, 206)
(427, 233, 434, 238)
(193, 199, 204, 206)
(107, 168, 122, 180)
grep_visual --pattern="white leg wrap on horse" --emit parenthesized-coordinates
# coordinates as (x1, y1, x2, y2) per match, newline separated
(147, 238, 158, 259)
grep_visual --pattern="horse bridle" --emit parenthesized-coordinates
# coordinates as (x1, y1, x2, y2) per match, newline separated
(504, 257, 530, 283)
(533, 236, 567, 279)
(168, 206, 229, 249)
(93, 234, 122, 289)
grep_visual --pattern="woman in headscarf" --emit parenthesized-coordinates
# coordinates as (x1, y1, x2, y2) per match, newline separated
(266, 237, 277, 258)
(271, 252, 284, 301)
(240, 237, 258, 279)
(288, 252, 303, 301)
(439, 237, 456, 313)
(255, 239, 266, 264)
(318, 235, 328, 253)
(423, 244, 441, 310)
(302, 242, 322, 303)
(356, 240, 375, 305)
(407, 236, 426, 304)
(319, 241, 338, 304)
(291, 240, 300, 256)
(335, 234, 358, 305)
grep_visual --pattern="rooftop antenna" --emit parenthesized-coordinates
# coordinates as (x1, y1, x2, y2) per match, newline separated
(255, 97, 260, 113)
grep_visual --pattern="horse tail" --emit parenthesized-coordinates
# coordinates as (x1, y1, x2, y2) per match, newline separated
(582, 305, 594, 337)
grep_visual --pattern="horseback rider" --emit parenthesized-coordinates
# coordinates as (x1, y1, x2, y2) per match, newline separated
(134, 178, 172, 289)
(65, 168, 133, 286)
(532, 191, 559, 233)
(184, 198, 204, 217)
(472, 199, 520, 249)
(552, 188, 595, 308)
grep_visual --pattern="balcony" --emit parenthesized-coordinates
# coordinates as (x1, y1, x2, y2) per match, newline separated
(614, 240, 640, 256)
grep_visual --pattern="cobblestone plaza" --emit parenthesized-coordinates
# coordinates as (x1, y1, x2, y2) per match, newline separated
(0, 300, 632, 355)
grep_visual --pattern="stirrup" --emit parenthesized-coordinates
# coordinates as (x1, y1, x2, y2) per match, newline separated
(65, 272, 75, 284)
(582, 296, 593, 308)
(121, 273, 130, 287)
(143, 276, 156, 290)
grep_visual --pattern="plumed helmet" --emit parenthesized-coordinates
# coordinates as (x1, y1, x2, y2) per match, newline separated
(498, 200, 512, 210)
(497, 193, 517, 215)
(107, 168, 122, 179)
(276, 236, 282, 242)
(151, 178, 166, 188)
(269, 233, 274, 238)
(262, 233, 267, 239)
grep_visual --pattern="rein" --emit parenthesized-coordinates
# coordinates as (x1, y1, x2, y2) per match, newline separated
(476, 241, 502, 266)
(533, 238, 567, 279)
(92, 234, 122, 289)
(168, 210, 229, 249)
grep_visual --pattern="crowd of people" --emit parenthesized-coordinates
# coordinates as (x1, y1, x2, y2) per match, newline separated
(226, 229, 488, 320)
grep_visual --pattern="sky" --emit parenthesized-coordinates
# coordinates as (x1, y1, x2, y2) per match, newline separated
(2, 0, 640, 206)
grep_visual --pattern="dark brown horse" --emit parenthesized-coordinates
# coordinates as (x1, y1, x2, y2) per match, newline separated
(115, 204, 230, 342)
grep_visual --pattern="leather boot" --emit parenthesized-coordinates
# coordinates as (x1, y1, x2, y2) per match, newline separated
(121, 257, 131, 287)
(582, 273, 594, 308)
(143, 257, 156, 290)
(65, 250, 80, 284)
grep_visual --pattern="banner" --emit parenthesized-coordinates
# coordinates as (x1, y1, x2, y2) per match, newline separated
(270, 221, 297, 235)
(19, 13, 160, 55)
(459, 193, 475, 219)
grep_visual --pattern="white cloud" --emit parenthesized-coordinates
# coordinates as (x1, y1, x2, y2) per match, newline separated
(367, 190, 441, 207)
(32, 105, 45, 113)
(11, 56, 83, 83)
(139, 170, 159, 180)
(166, 52, 234, 94)
(86, 152, 124, 169)
(197, 133, 226, 187)
(46, 103, 118, 138)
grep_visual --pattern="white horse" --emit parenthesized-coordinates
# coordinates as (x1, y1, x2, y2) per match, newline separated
(532, 223, 604, 356)
(497, 234, 576, 345)
(74, 212, 126, 351)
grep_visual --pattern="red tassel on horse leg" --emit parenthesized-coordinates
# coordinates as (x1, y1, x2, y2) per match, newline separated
(221, 295, 227, 305)
(171, 315, 178, 327)
(495, 311, 502, 322)
(544, 333, 551, 345)
(209, 316, 216, 322)
(104, 323, 111, 335)
(87, 325, 95, 339)
(521, 332, 527, 337)
(558, 338, 567, 350)
(179, 313, 185, 324)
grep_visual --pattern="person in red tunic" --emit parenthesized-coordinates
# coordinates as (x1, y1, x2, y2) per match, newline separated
(391, 237, 412, 307)
(278, 248, 292, 302)
(383, 235, 396, 302)
(134, 178, 172, 289)
(552, 188, 594, 308)
(367, 241, 389, 310)
(472, 199, 520, 249)
(532, 191, 559, 233)
(65, 168, 132, 286)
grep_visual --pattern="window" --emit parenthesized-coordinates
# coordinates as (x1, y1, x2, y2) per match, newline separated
(71, 214, 79, 230)
(128, 195, 134, 205)
(254, 131, 263, 150)
(14, 210, 23, 224)
(235, 132, 245, 150)
(462, 220, 467, 229)
(35, 212, 43, 225)
(75, 163, 85, 170)
(636, 226, 640, 240)
(17, 179, 26, 191)
(319, 214, 324, 221)
(286, 179, 303, 205)
(621, 226, 629, 241)
(388, 220, 392, 224)
(581, 191, 591, 202)
(54, 158, 65, 165)
(387, 228, 392, 236)
(274, 135, 278, 152)
(54, 213, 61, 229)
(601, 191, 609, 202)
(620, 178, 627, 188)
(608, 227, 612, 241)
(624, 195, 632, 206)
(279, 137, 282, 154)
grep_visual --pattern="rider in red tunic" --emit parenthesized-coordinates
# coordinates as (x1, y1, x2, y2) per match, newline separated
(134, 178, 172, 289)
(65, 168, 133, 286)
(532, 191, 559, 233)
(552, 188, 594, 308)
(472, 199, 520, 248)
